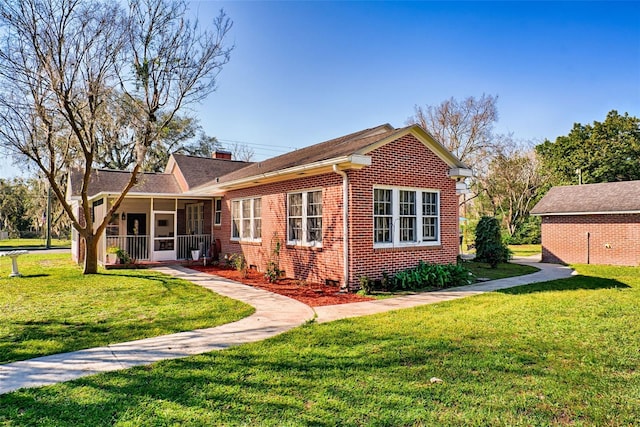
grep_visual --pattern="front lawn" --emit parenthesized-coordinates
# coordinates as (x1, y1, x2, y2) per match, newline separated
(0, 254, 254, 364)
(464, 260, 539, 280)
(0, 238, 71, 249)
(508, 244, 541, 257)
(2, 263, 638, 425)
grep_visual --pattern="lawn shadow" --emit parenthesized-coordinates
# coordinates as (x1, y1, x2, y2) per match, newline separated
(17, 274, 50, 279)
(498, 275, 630, 295)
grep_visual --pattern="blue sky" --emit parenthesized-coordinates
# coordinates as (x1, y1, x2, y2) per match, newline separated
(1, 0, 639, 177)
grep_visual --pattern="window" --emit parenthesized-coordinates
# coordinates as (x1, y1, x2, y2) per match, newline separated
(214, 198, 222, 226)
(373, 189, 392, 243)
(373, 187, 440, 247)
(399, 190, 416, 242)
(231, 197, 261, 242)
(186, 203, 204, 235)
(422, 192, 439, 241)
(288, 190, 322, 246)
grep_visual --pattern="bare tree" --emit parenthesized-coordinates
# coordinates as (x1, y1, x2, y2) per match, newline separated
(0, 0, 233, 273)
(407, 94, 499, 177)
(228, 141, 255, 162)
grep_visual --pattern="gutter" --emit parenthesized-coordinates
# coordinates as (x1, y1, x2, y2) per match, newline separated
(333, 164, 349, 290)
(531, 210, 640, 216)
(189, 154, 371, 195)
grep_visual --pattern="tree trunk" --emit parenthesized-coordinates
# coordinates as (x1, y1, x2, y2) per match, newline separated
(83, 234, 99, 274)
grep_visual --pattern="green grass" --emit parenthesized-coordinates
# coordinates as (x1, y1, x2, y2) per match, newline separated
(0, 254, 254, 364)
(509, 244, 542, 257)
(2, 263, 638, 425)
(364, 261, 539, 298)
(0, 238, 71, 249)
(464, 260, 539, 280)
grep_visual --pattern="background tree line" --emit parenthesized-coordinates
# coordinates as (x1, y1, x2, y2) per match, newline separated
(408, 96, 639, 245)
(0, 0, 636, 264)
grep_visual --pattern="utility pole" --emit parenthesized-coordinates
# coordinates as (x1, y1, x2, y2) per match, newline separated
(46, 185, 51, 249)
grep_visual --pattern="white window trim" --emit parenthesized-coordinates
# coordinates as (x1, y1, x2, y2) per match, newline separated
(231, 197, 262, 243)
(287, 189, 323, 248)
(373, 186, 441, 248)
(213, 197, 222, 226)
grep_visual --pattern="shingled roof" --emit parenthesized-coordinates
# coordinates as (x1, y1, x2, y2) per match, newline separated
(170, 154, 251, 189)
(214, 124, 398, 184)
(68, 169, 182, 198)
(531, 181, 640, 215)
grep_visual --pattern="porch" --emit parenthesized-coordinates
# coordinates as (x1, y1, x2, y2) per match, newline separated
(105, 234, 215, 264)
(94, 196, 221, 265)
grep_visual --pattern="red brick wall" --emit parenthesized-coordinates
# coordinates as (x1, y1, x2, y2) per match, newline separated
(348, 134, 459, 286)
(541, 214, 640, 266)
(219, 174, 344, 286)
(216, 133, 459, 287)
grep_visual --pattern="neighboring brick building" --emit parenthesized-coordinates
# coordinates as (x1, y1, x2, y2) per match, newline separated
(69, 123, 471, 288)
(531, 181, 640, 266)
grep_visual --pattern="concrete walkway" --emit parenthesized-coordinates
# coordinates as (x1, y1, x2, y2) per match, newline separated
(314, 258, 573, 323)
(0, 266, 315, 395)
(0, 260, 573, 395)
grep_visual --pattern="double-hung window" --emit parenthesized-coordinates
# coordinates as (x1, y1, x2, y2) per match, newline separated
(373, 187, 440, 247)
(231, 197, 261, 242)
(288, 190, 322, 246)
(214, 198, 222, 226)
(186, 203, 204, 235)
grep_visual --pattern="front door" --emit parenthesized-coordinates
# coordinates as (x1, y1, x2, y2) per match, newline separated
(126, 213, 147, 260)
(152, 212, 176, 261)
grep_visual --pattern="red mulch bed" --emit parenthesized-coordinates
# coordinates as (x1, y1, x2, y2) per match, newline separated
(190, 264, 373, 307)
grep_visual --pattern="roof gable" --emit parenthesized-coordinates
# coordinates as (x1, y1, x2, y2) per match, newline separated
(68, 169, 182, 199)
(531, 181, 640, 215)
(169, 154, 252, 190)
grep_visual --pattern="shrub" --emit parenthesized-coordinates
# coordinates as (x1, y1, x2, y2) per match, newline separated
(507, 216, 541, 245)
(359, 276, 374, 294)
(391, 261, 472, 291)
(264, 235, 284, 283)
(475, 216, 510, 268)
(264, 260, 284, 283)
(229, 253, 248, 278)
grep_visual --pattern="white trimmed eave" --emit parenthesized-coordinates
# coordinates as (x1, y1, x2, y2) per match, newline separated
(532, 210, 640, 216)
(67, 191, 213, 202)
(186, 154, 372, 195)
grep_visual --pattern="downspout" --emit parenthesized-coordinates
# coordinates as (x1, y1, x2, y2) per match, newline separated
(333, 165, 349, 290)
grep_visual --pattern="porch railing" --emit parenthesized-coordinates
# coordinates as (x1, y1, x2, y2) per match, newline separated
(105, 234, 212, 262)
(106, 235, 150, 261)
(177, 234, 212, 260)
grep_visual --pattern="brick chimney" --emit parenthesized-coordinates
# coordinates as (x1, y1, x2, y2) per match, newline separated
(212, 150, 232, 160)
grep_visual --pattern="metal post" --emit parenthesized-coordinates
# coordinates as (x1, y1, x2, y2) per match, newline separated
(46, 185, 52, 249)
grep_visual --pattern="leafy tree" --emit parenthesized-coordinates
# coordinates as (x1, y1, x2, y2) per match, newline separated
(482, 139, 548, 240)
(0, 0, 233, 273)
(95, 101, 220, 172)
(474, 216, 510, 268)
(0, 178, 32, 236)
(536, 110, 640, 185)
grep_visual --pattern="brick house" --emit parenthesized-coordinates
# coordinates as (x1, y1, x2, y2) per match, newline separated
(69, 123, 471, 288)
(531, 181, 640, 266)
